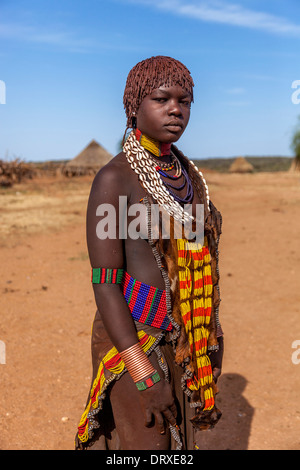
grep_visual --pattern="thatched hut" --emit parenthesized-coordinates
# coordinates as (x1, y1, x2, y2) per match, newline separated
(63, 140, 113, 176)
(229, 156, 254, 173)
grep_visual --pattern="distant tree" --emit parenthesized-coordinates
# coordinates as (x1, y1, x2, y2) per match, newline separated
(290, 115, 300, 170)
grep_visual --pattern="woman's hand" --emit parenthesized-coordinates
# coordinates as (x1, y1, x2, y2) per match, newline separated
(138, 379, 177, 435)
(209, 336, 224, 383)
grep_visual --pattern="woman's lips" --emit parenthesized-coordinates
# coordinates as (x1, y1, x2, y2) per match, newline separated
(164, 122, 183, 132)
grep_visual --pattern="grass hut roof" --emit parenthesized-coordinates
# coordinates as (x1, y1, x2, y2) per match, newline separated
(229, 156, 254, 173)
(66, 139, 113, 169)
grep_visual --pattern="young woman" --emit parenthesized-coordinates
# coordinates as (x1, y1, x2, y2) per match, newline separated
(75, 56, 223, 450)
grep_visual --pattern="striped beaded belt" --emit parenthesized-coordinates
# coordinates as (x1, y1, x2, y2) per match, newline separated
(121, 272, 172, 331)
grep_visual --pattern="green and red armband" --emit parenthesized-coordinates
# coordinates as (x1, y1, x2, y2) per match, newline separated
(91, 268, 124, 284)
(135, 370, 161, 391)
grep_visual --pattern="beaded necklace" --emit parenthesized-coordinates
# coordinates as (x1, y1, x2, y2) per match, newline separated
(135, 129, 194, 205)
(135, 128, 171, 157)
(157, 163, 194, 205)
(123, 130, 210, 222)
(153, 154, 178, 172)
(135, 129, 181, 175)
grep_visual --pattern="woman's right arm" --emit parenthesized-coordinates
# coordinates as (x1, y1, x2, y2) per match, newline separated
(86, 162, 177, 433)
(86, 163, 138, 352)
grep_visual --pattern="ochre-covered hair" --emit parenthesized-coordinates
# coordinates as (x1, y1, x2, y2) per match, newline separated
(123, 56, 194, 129)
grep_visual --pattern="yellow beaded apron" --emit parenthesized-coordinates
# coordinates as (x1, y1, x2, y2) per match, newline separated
(143, 189, 222, 430)
(176, 237, 215, 409)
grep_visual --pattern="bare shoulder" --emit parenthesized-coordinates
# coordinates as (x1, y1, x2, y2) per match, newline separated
(90, 151, 131, 197)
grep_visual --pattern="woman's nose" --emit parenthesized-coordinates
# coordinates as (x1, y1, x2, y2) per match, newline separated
(168, 100, 182, 116)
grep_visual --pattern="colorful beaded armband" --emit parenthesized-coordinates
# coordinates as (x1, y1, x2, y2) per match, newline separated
(91, 268, 124, 284)
(122, 272, 172, 331)
(135, 370, 161, 391)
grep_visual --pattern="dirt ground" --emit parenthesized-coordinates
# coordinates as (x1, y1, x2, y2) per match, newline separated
(0, 170, 299, 450)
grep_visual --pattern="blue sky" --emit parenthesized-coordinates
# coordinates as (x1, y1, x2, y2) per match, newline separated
(0, 0, 300, 162)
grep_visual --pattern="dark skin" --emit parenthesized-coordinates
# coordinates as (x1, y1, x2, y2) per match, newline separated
(86, 85, 222, 449)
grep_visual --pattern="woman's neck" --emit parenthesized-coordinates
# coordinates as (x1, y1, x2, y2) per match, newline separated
(135, 128, 171, 157)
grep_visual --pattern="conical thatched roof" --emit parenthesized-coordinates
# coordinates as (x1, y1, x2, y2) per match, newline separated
(229, 156, 254, 173)
(63, 140, 113, 176)
(67, 139, 112, 168)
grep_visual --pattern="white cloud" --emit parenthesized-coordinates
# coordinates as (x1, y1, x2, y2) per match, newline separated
(128, 0, 300, 36)
(0, 21, 146, 54)
(221, 100, 250, 107)
(0, 22, 94, 52)
(226, 87, 246, 95)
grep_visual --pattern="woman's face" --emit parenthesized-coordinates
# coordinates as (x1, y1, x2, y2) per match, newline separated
(136, 84, 192, 144)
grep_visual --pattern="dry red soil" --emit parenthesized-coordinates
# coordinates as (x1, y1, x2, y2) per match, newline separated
(0, 171, 299, 450)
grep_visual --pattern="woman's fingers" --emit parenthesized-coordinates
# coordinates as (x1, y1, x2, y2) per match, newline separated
(163, 407, 177, 427)
(144, 408, 153, 427)
(154, 412, 165, 434)
(170, 402, 178, 420)
(152, 404, 177, 434)
(213, 366, 221, 383)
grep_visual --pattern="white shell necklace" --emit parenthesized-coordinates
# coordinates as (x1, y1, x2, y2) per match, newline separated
(123, 130, 210, 223)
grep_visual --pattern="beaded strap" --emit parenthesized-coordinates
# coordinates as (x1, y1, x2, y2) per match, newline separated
(122, 271, 173, 331)
(135, 370, 161, 391)
(91, 268, 124, 284)
(91, 269, 172, 331)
